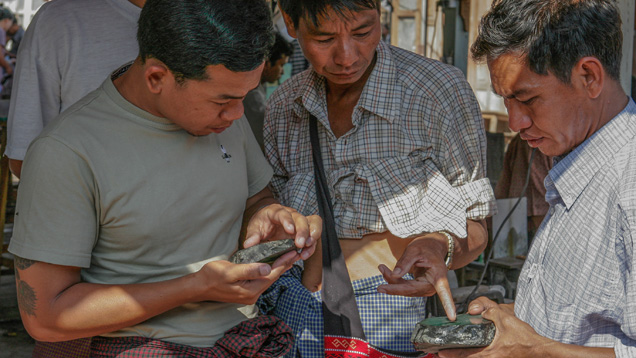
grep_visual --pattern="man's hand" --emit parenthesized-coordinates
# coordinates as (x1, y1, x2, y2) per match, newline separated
(195, 257, 297, 305)
(437, 297, 548, 358)
(243, 203, 321, 261)
(377, 235, 456, 321)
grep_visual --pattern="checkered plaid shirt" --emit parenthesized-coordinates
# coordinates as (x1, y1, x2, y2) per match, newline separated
(264, 41, 495, 239)
(515, 99, 636, 356)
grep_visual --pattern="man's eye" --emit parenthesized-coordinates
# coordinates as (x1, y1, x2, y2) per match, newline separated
(355, 31, 370, 38)
(520, 97, 536, 105)
(317, 38, 333, 44)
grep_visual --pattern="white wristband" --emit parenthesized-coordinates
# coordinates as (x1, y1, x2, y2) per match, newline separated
(440, 231, 454, 269)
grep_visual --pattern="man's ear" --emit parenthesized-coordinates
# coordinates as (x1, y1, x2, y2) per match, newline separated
(279, 4, 298, 38)
(142, 58, 172, 95)
(572, 56, 604, 99)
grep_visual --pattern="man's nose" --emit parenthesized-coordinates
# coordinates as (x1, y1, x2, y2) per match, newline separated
(221, 101, 244, 122)
(333, 38, 358, 68)
(506, 100, 532, 132)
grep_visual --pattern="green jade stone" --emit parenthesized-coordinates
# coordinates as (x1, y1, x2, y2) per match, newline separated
(411, 313, 495, 353)
(229, 239, 298, 264)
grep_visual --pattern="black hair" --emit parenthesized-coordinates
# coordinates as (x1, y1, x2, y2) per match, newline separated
(0, 8, 14, 21)
(471, 0, 622, 84)
(138, 0, 275, 83)
(269, 32, 294, 64)
(279, 0, 380, 28)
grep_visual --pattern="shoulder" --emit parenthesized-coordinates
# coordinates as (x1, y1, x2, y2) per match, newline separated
(38, 85, 110, 142)
(265, 71, 314, 126)
(612, 125, 636, 212)
(389, 45, 472, 96)
(26, 0, 104, 38)
(31, 0, 97, 22)
(267, 71, 309, 111)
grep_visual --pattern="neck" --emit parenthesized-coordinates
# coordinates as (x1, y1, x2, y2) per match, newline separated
(595, 80, 629, 130)
(128, 0, 145, 8)
(113, 58, 162, 117)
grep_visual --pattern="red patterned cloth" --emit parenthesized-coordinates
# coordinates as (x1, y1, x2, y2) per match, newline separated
(324, 336, 434, 358)
(31, 338, 92, 358)
(89, 315, 292, 358)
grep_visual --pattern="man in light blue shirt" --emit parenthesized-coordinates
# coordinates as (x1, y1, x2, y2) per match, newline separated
(441, 1, 636, 357)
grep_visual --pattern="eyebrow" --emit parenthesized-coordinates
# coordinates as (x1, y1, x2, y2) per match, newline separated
(308, 18, 376, 36)
(214, 84, 260, 100)
(491, 84, 531, 99)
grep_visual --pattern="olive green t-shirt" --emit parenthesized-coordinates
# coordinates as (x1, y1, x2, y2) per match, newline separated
(9, 75, 274, 347)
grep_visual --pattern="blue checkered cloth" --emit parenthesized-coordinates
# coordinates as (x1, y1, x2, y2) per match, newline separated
(257, 265, 427, 358)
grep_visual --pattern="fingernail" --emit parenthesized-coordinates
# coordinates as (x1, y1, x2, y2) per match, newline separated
(393, 268, 402, 276)
(259, 265, 271, 276)
(297, 236, 306, 247)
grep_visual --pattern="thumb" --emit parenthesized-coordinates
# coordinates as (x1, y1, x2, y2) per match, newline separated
(480, 306, 500, 323)
(232, 262, 272, 281)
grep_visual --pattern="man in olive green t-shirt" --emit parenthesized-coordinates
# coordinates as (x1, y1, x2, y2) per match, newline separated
(8, 0, 320, 356)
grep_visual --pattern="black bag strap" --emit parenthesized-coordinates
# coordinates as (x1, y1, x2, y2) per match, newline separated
(309, 115, 428, 358)
(309, 114, 366, 339)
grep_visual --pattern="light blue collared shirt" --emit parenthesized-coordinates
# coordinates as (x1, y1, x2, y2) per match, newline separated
(515, 99, 636, 357)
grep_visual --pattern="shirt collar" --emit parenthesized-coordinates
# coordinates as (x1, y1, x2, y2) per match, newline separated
(290, 41, 401, 124)
(548, 98, 636, 209)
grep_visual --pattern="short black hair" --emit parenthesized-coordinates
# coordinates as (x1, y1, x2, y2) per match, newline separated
(0, 8, 14, 21)
(471, 0, 622, 84)
(279, 0, 380, 28)
(269, 32, 294, 64)
(138, 0, 275, 83)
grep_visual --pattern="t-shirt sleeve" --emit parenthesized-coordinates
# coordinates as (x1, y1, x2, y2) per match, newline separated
(8, 136, 98, 268)
(5, 4, 62, 161)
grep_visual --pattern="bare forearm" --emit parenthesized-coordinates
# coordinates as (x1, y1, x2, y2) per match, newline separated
(532, 341, 614, 358)
(8, 158, 22, 178)
(19, 272, 201, 341)
(449, 219, 487, 269)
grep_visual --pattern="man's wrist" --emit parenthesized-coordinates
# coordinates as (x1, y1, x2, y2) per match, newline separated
(439, 231, 454, 269)
(412, 233, 452, 267)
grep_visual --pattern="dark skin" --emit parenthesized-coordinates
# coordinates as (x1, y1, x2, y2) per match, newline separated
(282, 6, 489, 321)
(14, 55, 321, 342)
(15, 187, 320, 342)
(438, 54, 626, 358)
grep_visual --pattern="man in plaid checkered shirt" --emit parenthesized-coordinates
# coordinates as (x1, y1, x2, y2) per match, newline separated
(257, 0, 497, 356)
(441, 1, 636, 357)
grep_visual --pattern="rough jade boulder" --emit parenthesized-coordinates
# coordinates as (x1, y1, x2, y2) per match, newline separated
(229, 239, 297, 264)
(411, 314, 495, 353)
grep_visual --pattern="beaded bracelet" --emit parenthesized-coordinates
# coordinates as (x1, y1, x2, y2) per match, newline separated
(439, 231, 454, 269)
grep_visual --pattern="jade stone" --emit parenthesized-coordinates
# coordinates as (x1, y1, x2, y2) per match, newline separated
(411, 313, 495, 353)
(229, 239, 297, 264)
